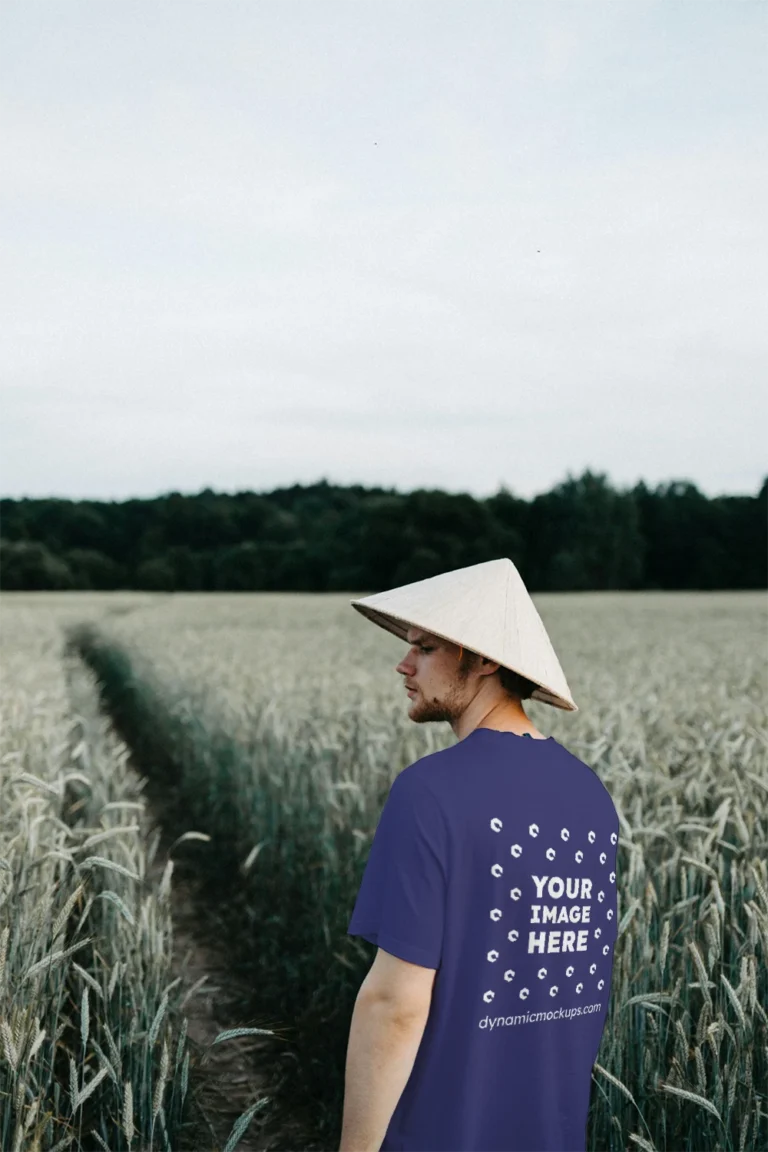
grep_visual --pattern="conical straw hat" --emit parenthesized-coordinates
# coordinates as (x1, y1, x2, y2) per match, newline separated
(350, 557, 577, 712)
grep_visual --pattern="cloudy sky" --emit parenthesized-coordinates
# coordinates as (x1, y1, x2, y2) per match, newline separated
(2, 1, 765, 503)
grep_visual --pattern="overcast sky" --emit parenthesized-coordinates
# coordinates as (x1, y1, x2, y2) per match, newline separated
(2, 1, 766, 504)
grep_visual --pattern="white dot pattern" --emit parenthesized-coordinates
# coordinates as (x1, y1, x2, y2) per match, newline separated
(483, 814, 618, 1006)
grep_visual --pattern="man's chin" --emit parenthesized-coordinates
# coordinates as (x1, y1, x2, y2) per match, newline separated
(409, 705, 451, 724)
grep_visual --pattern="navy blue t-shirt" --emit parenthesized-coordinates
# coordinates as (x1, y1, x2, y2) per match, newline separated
(347, 728, 620, 1152)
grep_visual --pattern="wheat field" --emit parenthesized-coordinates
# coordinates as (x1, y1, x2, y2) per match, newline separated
(0, 595, 272, 1151)
(1, 590, 766, 1151)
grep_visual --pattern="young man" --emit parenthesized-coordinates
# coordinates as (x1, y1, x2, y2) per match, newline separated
(341, 558, 620, 1152)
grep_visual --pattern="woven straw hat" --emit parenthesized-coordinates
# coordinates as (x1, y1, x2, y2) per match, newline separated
(350, 557, 577, 712)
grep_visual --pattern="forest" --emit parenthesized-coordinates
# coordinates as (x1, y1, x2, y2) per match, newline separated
(2, 469, 766, 592)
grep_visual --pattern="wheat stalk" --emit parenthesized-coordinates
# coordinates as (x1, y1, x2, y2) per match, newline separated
(122, 1078, 135, 1146)
(153, 1037, 170, 1121)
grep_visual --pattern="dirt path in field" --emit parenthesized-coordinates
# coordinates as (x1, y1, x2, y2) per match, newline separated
(143, 808, 279, 1152)
(66, 626, 313, 1152)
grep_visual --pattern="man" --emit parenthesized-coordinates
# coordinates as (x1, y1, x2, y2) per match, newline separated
(340, 558, 619, 1152)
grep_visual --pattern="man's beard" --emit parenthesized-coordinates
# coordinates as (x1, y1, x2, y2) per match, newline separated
(409, 680, 467, 723)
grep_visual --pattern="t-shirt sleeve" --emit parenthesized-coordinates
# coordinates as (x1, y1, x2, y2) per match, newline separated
(347, 771, 447, 970)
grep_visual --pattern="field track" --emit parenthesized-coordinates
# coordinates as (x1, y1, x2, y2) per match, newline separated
(65, 635, 301, 1151)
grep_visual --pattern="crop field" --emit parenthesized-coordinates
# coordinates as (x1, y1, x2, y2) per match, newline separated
(1, 589, 766, 1151)
(0, 595, 194, 1152)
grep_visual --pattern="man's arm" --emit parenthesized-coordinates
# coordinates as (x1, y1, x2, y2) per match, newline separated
(339, 991, 430, 1152)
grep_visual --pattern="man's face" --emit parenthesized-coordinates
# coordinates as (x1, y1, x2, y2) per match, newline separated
(394, 627, 475, 724)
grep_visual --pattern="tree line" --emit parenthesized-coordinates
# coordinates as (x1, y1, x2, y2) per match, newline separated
(1, 470, 766, 593)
